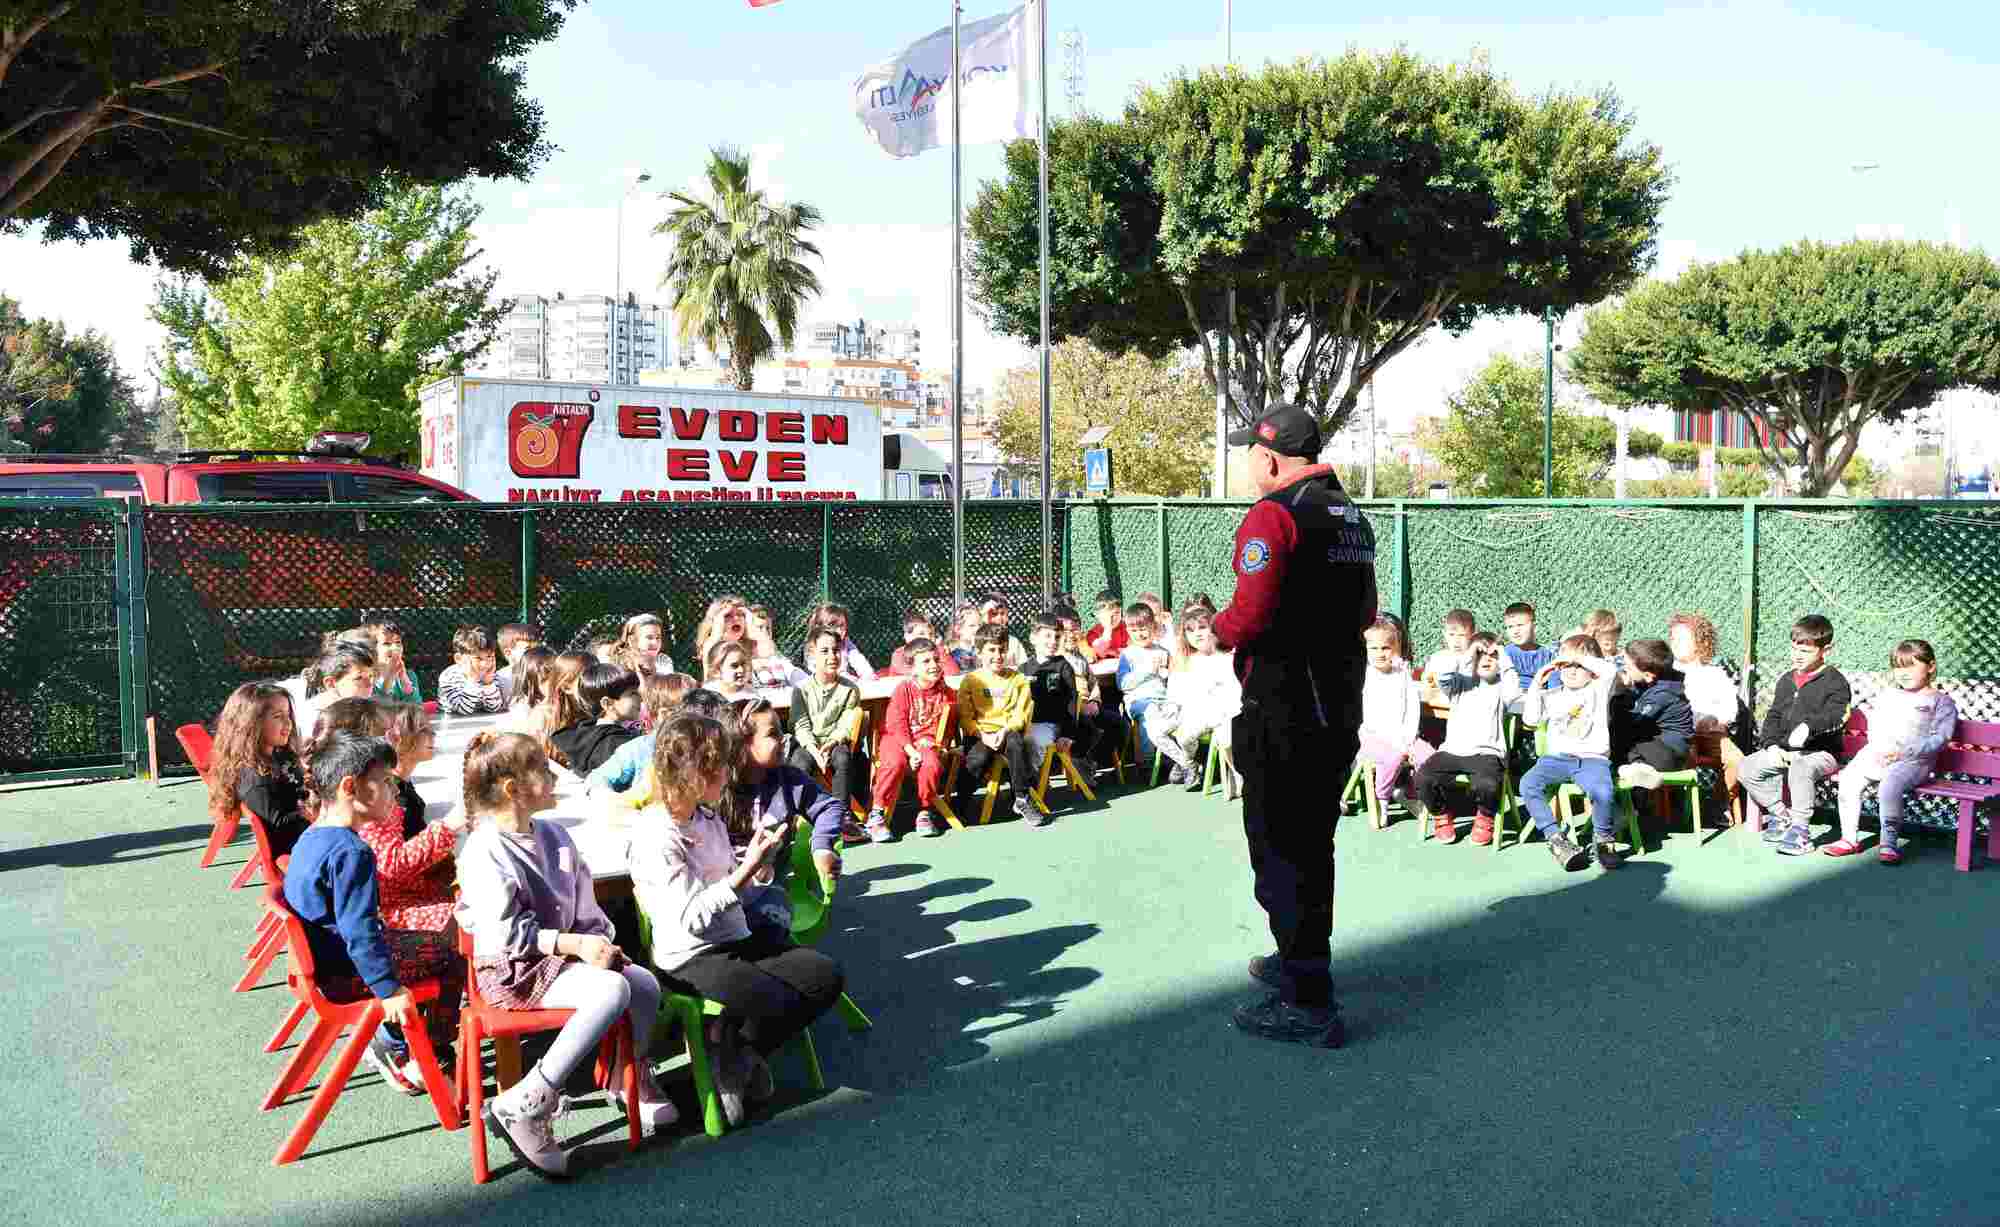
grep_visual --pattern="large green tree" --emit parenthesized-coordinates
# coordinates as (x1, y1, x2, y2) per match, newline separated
(1431, 352, 1647, 496)
(990, 339, 1213, 497)
(967, 51, 1671, 438)
(152, 183, 502, 457)
(0, 0, 573, 276)
(655, 146, 823, 391)
(0, 293, 140, 452)
(1570, 240, 2000, 496)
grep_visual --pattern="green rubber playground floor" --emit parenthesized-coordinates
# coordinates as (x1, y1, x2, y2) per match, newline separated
(5, 773, 1998, 1226)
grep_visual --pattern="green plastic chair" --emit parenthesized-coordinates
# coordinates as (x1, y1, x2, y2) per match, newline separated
(1416, 714, 1523, 849)
(1526, 720, 1645, 857)
(785, 818, 874, 1034)
(1149, 730, 1224, 794)
(1340, 759, 1389, 828)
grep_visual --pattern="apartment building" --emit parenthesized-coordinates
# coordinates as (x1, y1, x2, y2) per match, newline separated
(471, 293, 668, 384)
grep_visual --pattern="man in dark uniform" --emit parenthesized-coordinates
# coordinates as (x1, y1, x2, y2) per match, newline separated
(1213, 402, 1377, 1048)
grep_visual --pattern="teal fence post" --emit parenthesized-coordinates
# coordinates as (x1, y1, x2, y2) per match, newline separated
(821, 503, 833, 599)
(519, 508, 538, 625)
(1740, 499, 1758, 702)
(115, 501, 140, 777)
(1060, 502, 1072, 595)
(1156, 502, 1171, 607)
(1392, 501, 1410, 626)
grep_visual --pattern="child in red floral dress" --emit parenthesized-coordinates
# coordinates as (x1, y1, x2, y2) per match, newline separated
(353, 702, 469, 1091)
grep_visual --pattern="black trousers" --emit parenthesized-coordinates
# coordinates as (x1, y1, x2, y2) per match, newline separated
(1618, 737, 1687, 772)
(662, 929, 845, 1056)
(957, 730, 1035, 815)
(1234, 700, 1353, 1008)
(788, 742, 864, 807)
(1418, 750, 1507, 815)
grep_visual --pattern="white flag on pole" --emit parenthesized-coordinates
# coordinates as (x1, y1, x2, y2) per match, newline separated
(852, 3, 1040, 159)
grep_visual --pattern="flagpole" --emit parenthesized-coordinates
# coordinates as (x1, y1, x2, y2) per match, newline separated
(1037, 0, 1053, 606)
(950, 0, 966, 609)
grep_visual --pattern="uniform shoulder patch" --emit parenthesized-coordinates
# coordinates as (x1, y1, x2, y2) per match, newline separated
(1239, 538, 1272, 574)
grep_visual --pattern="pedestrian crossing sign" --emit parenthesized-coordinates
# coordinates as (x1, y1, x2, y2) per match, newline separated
(1084, 447, 1112, 496)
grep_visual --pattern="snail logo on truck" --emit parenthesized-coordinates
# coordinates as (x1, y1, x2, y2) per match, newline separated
(507, 401, 595, 479)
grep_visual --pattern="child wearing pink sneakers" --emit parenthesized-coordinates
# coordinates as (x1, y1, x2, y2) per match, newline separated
(1829, 639, 1957, 864)
(1356, 615, 1431, 818)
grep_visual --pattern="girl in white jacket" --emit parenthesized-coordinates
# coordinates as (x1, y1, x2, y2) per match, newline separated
(1831, 639, 1958, 863)
(1155, 607, 1243, 790)
(1357, 615, 1432, 818)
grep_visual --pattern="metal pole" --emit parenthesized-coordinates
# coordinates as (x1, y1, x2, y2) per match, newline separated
(1542, 307, 1555, 498)
(1366, 376, 1377, 499)
(950, 2, 966, 606)
(1038, 0, 1053, 606)
(1213, 0, 1232, 499)
(614, 194, 624, 381)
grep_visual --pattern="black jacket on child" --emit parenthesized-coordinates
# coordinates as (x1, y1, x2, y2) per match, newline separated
(1612, 673, 1695, 761)
(550, 721, 641, 778)
(1756, 667, 1852, 757)
(1023, 654, 1083, 740)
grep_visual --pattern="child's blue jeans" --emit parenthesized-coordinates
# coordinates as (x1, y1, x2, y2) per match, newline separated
(1521, 753, 1617, 838)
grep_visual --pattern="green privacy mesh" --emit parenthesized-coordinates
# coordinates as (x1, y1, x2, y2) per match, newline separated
(0, 501, 124, 775)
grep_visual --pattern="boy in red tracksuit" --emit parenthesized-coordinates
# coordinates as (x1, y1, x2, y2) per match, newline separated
(866, 638, 956, 841)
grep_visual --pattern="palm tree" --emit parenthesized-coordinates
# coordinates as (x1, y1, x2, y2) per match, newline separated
(655, 147, 824, 390)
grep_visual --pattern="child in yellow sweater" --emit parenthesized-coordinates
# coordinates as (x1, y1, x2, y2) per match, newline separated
(955, 624, 1045, 827)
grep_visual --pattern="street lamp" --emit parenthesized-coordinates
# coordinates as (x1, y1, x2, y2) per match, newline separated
(613, 171, 653, 383)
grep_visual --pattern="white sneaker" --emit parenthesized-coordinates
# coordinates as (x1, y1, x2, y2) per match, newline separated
(608, 1058, 680, 1133)
(1619, 762, 1663, 789)
(485, 1068, 570, 1180)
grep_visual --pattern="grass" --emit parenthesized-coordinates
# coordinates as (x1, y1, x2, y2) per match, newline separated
(3, 773, 1997, 1226)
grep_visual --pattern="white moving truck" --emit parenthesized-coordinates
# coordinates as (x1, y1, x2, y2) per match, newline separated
(419, 377, 952, 504)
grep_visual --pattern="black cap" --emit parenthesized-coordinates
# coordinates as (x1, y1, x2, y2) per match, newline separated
(1226, 402, 1321, 459)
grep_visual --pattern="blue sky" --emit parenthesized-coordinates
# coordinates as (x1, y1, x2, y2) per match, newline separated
(2, 0, 1994, 426)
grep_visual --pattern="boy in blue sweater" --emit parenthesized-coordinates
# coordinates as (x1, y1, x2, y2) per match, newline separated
(284, 732, 462, 1090)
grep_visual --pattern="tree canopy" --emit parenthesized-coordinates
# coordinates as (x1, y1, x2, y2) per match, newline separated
(1569, 239, 2000, 496)
(152, 182, 502, 457)
(1, 0, 573, 276)
(967, 50, 1671, 439)
(0, 293, 142, 453)
(655, 146, 824, 391)
(990, 340, 1213, 497)
(1430, 352, 1655, 496)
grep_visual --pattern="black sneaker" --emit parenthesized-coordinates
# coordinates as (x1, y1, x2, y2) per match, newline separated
(1231, 992, 1344, 1048)
(1167, 763, 1188, 786)
(1247, 952, 1282, 988)
(1592, 836, 1624, 871)
(1547, 834, 1590, 871)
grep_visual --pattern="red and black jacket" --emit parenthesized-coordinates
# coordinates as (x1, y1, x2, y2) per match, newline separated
(1213, 465, 1377, 726)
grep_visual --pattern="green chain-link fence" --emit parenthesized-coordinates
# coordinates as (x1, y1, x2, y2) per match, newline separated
(0, 499, 133, 781)
(7, 496, 1999, 800)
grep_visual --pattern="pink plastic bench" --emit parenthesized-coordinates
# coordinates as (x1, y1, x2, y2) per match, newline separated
(1917, 719, 2000, 873)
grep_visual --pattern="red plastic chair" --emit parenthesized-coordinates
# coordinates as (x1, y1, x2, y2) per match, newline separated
(177, 724, 242, 870)
(258, 883, 461, 1165)
(455, 926, 640, 1183)
(236, 807, 293, 993)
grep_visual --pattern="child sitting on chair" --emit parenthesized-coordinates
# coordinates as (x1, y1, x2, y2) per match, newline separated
(1746, 614, 1852, 857)
(285, 734, 463, 1102)
(1023, 612, 1093, 790)
(550, 662, 642, 777)
(630, 715, 844, 1129)
(585, 672, 698, 804)
(437, 626, 506, 716)
(704, 640, 755, 700)
(1416, 631, 1521, 849)
(885, 611, 963, 677)
(1155, 605, 1241, 791)
(868, 640, 956, 841)
(210, 681, 311, 859)
(789, 626, 865, 823)
(456, 731, 671, 1175)
(1667, 611, 1745, 794)
(1084, 590, 1129, 661)
(1608, 637, 1694, 791)
(744, 604, 809, 700)
(1419, 609, 1477, 705)
(956, 623, 1042, 827)
(1116, 602, 1173, 761)
(1830, 638, 1956, 864)
(1519, 635, 1622, 872)
(614, 612, 675, 676)
(1058, 607, 1126, 771)
(1357, 614, 1431, 816)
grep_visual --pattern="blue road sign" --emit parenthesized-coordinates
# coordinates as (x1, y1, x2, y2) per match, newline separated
(1084, 447, 1112, 495)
